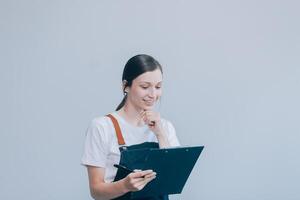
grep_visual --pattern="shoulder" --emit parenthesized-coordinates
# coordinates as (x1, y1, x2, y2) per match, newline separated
(86, 115, 114, 140)
(89, 115, 111, 128)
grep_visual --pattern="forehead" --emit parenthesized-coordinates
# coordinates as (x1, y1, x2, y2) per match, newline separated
(134, 69, 163, 84)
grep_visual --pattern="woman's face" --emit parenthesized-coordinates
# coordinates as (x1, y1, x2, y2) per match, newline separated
(126, 69, 163, 110)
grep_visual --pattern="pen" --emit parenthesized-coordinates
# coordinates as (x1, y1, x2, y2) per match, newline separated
(113, 164, 134, 173)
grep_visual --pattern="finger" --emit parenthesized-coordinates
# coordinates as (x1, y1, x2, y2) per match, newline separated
(131, 171, 156, 180)
(132, 177, 148, 189)
(145, 175, 156, 183)
(135, 178, 151, 190)
(140, 170, 155, 176)
(143, 175, 156, 181)
(131, 177, 146, 184)
(131, 170, 153, 178)
(141, 113, 148, 122)
(135, 176, 156, 190)
(130, 172, 143, 178)
(144, 113, 158, 122)
(142, 116, 152, 125)
(142, 115, 148, 123)
(143, 113, 154, 121)
(144, 111, 153, 117)
(149, 121, 155, 126)
(140, 110, 145, 118)
(144, 172, 156, 179)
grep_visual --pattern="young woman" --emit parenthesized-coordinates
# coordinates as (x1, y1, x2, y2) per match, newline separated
(81, 54, 180, 200)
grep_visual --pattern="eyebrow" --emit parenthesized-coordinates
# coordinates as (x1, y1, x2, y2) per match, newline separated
(139, 81, 162, 84)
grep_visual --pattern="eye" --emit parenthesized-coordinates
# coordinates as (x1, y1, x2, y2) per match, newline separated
(156, 86, 161, 89)
(140, 85, 148, 89)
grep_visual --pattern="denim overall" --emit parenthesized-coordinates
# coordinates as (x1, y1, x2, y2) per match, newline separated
(106, 114, 169, 200)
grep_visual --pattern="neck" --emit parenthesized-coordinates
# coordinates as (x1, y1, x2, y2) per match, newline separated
(117, 102, 144, 127)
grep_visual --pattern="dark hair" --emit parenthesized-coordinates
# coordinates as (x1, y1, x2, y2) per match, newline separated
(116, 54, 163, 111)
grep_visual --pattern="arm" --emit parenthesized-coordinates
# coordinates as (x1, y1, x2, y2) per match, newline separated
(87, 166, 127, 200)
(141, 110, 179, 148)
(141, 111, 170, 148)
(87, 166, 156, 200)
(156, 131, 171, 148)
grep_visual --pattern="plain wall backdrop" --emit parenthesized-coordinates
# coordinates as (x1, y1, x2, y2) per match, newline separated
(1, 0, 299, 200)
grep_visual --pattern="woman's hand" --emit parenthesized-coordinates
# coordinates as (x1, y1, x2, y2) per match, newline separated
(140, 110, 164, 136)
(122, 170, 156, 192)
(140, 109, 171, 148)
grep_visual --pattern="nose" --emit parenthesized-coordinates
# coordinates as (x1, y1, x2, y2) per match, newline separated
(148, 87, 156, 98)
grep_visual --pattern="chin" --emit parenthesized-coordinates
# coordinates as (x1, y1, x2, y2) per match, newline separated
(142, 104, 154, 110)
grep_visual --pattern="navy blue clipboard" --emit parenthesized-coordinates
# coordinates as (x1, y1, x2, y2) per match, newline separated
(114, 146, 204, 199)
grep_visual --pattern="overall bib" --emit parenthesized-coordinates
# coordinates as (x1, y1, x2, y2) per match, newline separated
(107, 114, 169, 200)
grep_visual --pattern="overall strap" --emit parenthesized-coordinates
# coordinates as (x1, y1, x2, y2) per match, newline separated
(106, 114, 126, 145)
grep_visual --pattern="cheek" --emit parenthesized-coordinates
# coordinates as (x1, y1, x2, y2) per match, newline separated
(131, 88, 147, 99)
(156, 89, 162, 97)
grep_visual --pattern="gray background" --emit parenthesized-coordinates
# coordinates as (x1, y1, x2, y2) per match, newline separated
(1, 0, 299, 199)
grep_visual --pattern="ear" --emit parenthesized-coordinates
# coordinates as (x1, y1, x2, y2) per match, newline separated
(122, 80, 129, 93)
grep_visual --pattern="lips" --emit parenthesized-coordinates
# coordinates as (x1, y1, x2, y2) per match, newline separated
(143, 99, 154, 105)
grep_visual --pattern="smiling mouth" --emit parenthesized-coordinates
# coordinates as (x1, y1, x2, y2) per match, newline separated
(143, 99, 154, 105)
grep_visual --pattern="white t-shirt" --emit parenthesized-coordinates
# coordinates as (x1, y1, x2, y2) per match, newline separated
(81, 112, 180, 182)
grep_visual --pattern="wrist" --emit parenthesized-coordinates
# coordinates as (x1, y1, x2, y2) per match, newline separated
(156, 132, 171, 148)
(118, 178, 130, 194)
(155, 131, 167, 139)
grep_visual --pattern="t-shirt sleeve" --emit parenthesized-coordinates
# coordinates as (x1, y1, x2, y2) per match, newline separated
(165, 120, 180, 147)
(81, 119, 109, 168)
